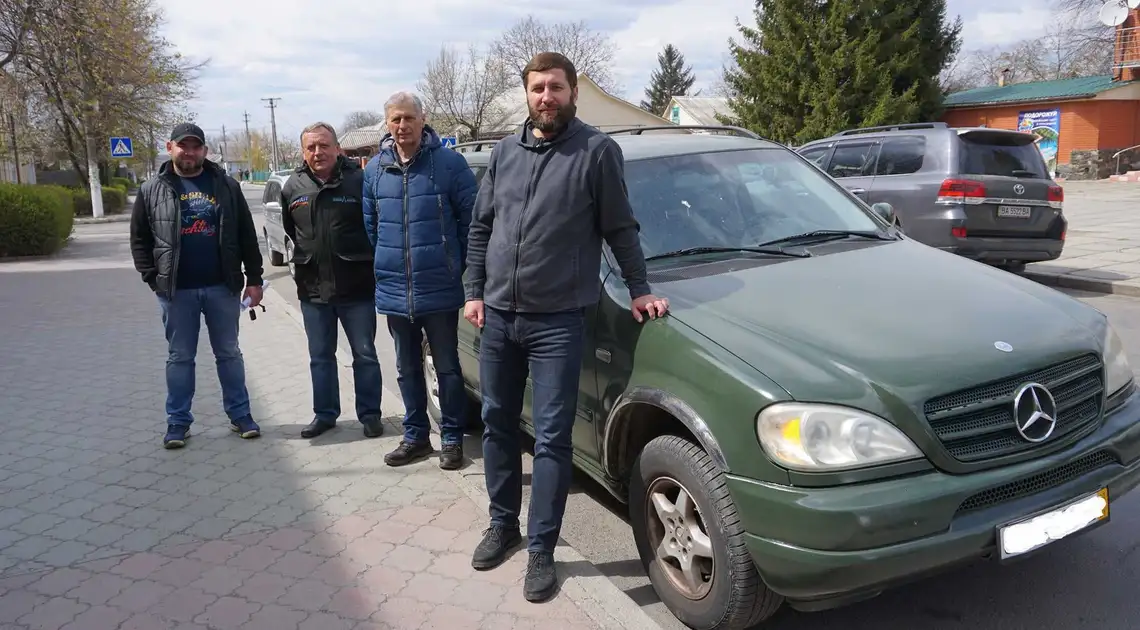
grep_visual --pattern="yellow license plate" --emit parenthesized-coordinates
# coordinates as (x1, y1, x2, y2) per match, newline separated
(998, 488, 1108, 559)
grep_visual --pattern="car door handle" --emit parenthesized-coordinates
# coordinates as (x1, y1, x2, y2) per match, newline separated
(847, 187, 866, 195)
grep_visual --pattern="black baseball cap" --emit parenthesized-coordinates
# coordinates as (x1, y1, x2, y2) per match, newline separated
(170, 122, 205, 143)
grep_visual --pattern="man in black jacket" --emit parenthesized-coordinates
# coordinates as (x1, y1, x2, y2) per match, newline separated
(130, 122, 265, 450)
(281, 122, 384, 440)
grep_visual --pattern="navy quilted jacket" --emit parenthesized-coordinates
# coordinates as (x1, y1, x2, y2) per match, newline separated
(362, 125, 478, 319)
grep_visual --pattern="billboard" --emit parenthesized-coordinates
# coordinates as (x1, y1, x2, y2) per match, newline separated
(1017, 109, 1060, 176)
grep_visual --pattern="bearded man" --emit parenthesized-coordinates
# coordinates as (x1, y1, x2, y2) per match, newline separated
(461, 52, 670, 602)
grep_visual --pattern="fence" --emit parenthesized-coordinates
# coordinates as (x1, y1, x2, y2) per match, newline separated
(0, 160, 36, 185)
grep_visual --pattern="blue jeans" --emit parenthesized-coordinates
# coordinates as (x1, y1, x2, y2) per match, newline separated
(479, 306, 585, 553)
(157, 284, 251, 426)
(299, 300, 383, 423)
(387, 311, 465, 446)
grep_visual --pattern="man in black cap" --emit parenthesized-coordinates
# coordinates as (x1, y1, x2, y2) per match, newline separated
(130, 122, 266, 449)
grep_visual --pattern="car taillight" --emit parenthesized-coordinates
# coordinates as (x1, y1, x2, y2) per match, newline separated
(937, 179, 986, 204)
(951, 226, 967, 238)
(1048, 185, 1063, 209)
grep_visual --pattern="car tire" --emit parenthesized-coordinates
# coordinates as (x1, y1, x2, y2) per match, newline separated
(422, 338, 484, 436)
(266, 230, 286, 267)
(630, 434, 783, 630)
(284, 239, 296, 279)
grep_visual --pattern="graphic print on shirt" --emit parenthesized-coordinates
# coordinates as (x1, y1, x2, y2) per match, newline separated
(175, 173, 224, 289)
(181, 188, 219, 238)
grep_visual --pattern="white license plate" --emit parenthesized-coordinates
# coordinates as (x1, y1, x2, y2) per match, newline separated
(998, 488, 1109, 560)
(997, 205, 1032, 218)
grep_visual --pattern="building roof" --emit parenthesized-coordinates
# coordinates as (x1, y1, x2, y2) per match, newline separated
(670, 96, 730, 125)
(943, 75, 1135, 108)
(339, 123, 387, 151)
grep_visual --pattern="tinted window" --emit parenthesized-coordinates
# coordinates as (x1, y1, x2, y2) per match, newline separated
(959, 135, 1049, 178)
(624, 149, 882, 258)
(874, 137, 926, 175)
(827, 142, 878, 178)
(470, 166, 487, 186)
(263, 182, 279, 204)
(799, 146, 829, 166)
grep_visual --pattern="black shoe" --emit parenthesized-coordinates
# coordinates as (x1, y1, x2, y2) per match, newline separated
(439, 443, 463, 470)
(301, 418, 335, 439)
(361, 417, 384, 438)
(471, 524, 522, 570)
(383, 440, 433, 467)
(523, 551, 559, 602)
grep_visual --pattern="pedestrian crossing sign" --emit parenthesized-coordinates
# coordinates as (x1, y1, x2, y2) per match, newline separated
(110, 137, 133, 158)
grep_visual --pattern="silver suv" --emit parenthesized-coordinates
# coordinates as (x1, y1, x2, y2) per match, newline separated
(795, 122, 1066, 271)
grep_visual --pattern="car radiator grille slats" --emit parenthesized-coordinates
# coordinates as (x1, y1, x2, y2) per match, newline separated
(923, 354, 1104, 463)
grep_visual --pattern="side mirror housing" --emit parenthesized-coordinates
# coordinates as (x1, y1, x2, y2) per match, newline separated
(871, 202, 896, 226)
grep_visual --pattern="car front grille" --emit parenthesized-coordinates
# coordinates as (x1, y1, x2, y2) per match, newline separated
(923, 354, 1104, 464)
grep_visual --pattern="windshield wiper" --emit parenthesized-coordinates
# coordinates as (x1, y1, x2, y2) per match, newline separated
(646, 245, 811, 261)
(757, 229, 895, 248)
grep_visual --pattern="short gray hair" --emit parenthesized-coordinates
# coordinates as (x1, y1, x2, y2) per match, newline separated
(384, 92, 425, 118)
(300, 122, 338, 144)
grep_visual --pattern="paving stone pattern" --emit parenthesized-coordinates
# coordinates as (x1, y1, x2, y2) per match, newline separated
(0, 265, 601, 629)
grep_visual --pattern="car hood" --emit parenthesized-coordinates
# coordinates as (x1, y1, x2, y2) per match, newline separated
(661, 240, 1106, 414)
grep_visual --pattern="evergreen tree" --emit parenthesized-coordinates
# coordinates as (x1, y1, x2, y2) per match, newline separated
(725, 0, 962, 145)
(641, 44, 697, 116)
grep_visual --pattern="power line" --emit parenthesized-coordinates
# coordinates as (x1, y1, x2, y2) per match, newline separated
(262, 97, 281, 171)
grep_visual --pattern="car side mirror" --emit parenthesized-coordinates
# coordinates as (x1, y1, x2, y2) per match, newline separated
(871, 202, 896, 226)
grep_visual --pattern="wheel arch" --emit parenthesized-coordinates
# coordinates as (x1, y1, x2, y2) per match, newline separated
(601, 386, 730, 487)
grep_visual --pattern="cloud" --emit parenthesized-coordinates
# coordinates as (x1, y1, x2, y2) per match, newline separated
(153, 0, 1015, 142)
(959, 3, 1054, 48)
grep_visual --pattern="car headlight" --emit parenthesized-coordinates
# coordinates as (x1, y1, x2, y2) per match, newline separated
(1103, 323, 1133, 397)
(756, 403, 922, 472)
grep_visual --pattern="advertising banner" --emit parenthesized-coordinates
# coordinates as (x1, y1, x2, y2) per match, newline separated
(1017, 109, 1060, 176)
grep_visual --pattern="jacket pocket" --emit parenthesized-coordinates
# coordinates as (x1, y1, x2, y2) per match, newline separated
(437, 194, 454, 275)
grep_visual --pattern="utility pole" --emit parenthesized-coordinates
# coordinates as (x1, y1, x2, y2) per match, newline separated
(220, 124, 228, 173)
(8, 113, 19, 184)
(243, 111, 252, 174)
(262, 97, 280, 171)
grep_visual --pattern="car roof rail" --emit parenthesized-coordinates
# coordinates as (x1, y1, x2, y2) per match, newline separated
(451, 139, 501, 153)
(833, 122, 948, 137)
(605, 125, 762, 140)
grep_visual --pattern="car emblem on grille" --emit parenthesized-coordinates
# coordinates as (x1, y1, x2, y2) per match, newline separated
(1013, 184, 1025, 195)
(1012, 382, 1057, 443)
(994, 341, 1013, 352)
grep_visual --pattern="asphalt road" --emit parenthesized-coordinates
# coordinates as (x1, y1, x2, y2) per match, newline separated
(243, 182, 1140, 629)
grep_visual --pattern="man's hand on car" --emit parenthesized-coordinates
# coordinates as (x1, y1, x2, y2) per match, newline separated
(631, 294, 669, 322)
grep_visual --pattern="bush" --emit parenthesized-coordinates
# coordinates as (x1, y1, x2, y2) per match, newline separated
(110, 177, 132, 190)
(0, 183, 75, 257)
(72, 185, 128, 216)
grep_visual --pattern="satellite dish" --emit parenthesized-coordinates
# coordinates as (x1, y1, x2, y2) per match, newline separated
(1129, 0, 1139, 9)
(1101, 0, 1129, 25)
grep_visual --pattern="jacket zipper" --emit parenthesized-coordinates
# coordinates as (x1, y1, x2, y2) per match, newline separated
(437, 194, 453, 275)
(512, 154, 541, 310)
(164, 177, 182, 298)
(403, 168, 414, 322)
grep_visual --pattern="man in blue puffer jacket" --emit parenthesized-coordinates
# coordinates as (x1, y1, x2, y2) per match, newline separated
(362, 91, 478, 471)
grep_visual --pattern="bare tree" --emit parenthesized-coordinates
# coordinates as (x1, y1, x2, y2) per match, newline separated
(417, 44, 515, 141)
(342, 110, 383, 131)
(491, 15, 620, 93)
(0, 0, 35, 70)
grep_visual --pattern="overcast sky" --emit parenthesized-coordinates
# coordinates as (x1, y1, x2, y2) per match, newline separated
(155, 0, 1061, 144)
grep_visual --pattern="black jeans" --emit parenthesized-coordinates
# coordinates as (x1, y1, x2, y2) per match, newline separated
(386, 310, 466, 446)
(479, 305, 585, 553)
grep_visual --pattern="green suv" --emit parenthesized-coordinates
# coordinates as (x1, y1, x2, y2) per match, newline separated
(428, 126, 1139, 629)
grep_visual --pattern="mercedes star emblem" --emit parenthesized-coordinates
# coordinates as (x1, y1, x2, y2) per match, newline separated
(1012, 382, 1058, 443)
(994, 341, 1013, 352)
(1013, 183, 1025, 195)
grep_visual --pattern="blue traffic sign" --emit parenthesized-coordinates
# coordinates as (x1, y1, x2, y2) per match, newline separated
(439, 136, 457, 147)
(110, 136, 133, 158)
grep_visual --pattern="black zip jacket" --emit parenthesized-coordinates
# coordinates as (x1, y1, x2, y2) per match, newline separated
(463, 117, 651, 312)
(130, 159, 264, 298)
(280, 156, 375, 304)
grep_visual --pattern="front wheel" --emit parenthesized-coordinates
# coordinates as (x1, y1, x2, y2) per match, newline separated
(629, 435, 783, 629)
(266, 229, 286, 266)
(422, 339, 483, 436)
(284, 239, 296, 279)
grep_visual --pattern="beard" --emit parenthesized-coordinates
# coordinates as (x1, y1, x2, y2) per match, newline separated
(175, 155, 204, 174)
(530, 101, 576, 134)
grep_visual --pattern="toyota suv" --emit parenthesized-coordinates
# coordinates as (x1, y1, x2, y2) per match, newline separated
(426, 126, 1138, 630)
(795, 122, 1066, 273)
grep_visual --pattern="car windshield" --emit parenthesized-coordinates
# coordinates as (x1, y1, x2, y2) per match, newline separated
(623, 148, 884, 259)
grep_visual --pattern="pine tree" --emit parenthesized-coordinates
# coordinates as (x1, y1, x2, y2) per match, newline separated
(725, 0, 962, 145)
(641, 44, 696, 116)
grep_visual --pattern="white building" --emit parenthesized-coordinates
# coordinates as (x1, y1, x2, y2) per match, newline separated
(664, 96, 733, 128)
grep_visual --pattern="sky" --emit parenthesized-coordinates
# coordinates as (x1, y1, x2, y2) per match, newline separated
(154, 0, 1062, 146)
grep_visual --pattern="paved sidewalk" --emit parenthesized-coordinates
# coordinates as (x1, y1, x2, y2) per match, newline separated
(1023, 180, 1140, 296)
(0, 248, 654, 628)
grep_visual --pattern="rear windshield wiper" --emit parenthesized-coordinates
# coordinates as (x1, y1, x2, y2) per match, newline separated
(757, 229, 895, 248)
(1010, 169, 1040, 178)
(646, 246, 811, 261)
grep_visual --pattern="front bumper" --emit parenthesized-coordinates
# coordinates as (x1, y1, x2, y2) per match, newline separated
(730, 389, 1140, 605)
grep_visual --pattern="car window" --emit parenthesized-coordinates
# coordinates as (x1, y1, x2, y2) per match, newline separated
(470, 166, 487, 187)
(874, 137, 925, 176)
(261, 182, 274, 204)
(958, 135, 1049, 179)
(624, 148, 882, 258)
(799, 146, 829, 166)
(826, 142, 878, 178)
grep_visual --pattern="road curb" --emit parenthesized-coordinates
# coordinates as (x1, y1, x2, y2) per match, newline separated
(1022, 269, 1140, 298)
(259, 284, 664, 630)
